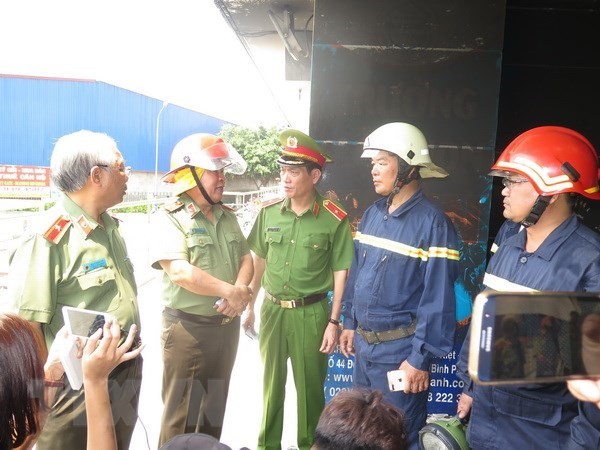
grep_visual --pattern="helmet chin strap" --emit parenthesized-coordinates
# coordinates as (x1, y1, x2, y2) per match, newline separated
(521, 195, 551, 228)
(190, 167, 221, 206)
(387, 165, 419, 206)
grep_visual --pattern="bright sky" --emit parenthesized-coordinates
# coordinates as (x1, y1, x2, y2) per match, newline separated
(0, 1, 297, 127)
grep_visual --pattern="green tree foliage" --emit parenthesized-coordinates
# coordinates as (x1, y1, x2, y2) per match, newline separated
(219, 124, 282, 189)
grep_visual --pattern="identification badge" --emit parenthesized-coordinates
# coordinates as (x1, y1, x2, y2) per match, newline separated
(82, 258, 108, 273)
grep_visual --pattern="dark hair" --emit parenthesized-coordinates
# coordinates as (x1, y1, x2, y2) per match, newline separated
(304, 161, 322, 174)
(312, 389, 408, 450)
(278, 156, 323, 174)
(0, 314, 46, 450)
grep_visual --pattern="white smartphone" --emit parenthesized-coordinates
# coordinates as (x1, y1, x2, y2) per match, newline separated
(58, 338, 83, 390)
(62, 306, 113, 338)
(387, 369, 406, 392)
(469, 291, 600, 385)
(60, 307, 115, 390)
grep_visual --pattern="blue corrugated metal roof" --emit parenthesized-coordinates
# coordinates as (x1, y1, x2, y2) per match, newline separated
(0, 75, 232, 171)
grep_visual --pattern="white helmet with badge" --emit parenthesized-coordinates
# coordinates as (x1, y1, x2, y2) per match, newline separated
(361, 122, 448, 178)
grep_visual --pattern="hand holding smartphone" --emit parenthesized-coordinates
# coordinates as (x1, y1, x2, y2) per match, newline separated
(387, 369, 406, 392)
(60, 307, 115, 389)
(469, 291, 600, 385)
(63, 306, 113, 338)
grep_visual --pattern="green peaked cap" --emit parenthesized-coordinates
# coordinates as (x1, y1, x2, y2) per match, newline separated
(278, 129, 332, 168)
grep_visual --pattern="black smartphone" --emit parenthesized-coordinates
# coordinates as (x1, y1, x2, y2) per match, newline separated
(469, 291, 600, 385)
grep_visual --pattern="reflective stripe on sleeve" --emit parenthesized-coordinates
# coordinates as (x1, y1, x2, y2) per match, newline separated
(355, 231, 459, 262)
(483, 273, 538, 292)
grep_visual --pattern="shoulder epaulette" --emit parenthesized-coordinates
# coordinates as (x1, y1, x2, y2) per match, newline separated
(42, 214, 72, 244)
(74, 214, 94, 237)
(261, 197, 285, 209)
(164, 201, 185, 213)
(323, 199, 348, 221)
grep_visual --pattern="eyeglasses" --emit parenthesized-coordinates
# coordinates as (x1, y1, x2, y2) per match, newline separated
(501, 177, 529, 189)
(97, 164, 131, 176)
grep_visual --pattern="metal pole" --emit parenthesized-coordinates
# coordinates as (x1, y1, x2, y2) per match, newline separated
(154, 101, 169, 198)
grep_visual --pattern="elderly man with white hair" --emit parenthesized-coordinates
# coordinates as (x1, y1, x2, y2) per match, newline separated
(8, 129, 142, 450)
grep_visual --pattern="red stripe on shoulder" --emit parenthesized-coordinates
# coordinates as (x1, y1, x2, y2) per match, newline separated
(323, 199, 347, 221)
(43, 215, 72, 244)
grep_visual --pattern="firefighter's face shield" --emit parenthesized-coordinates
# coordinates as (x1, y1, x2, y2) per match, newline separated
(192, 142, 247, 175)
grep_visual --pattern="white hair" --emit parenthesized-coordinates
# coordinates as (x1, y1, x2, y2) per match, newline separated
(50, 130, 118, 192)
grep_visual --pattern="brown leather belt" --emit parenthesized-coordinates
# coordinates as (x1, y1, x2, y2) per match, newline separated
(265, 291, 327, 309)
(163, 307, 235, 326)
(357, 320, 417, 344)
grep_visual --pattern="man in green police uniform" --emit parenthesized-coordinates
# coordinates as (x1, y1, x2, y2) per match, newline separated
(7, 130, 142, 450)
(150, 133, 254, 446)
(245, 129, 355, 450)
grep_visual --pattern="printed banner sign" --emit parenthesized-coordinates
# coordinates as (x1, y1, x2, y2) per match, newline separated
(0, 165, 51, 198)
(324, 298, 469, 415)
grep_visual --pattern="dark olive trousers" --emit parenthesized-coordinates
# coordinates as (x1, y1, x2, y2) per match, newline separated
(158, 312, 240, 447)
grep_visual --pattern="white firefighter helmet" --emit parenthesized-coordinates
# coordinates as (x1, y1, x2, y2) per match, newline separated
(162, 133, 247, 185)
(361, 122, 448, 178)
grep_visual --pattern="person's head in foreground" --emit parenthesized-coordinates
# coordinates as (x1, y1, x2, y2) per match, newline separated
(0, 313, 47, 450)
(160, 432, 251, 450)
(311, 388, 408, 450)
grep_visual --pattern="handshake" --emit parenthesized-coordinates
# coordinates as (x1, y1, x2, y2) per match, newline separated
(213, 284, 253, 317)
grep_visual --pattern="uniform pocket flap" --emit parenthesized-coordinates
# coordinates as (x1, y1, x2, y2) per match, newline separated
(493, 388, 562, 426)
(185, 235, 214, 248)
(77, 267, 116, 290)
(225, 232, 241, 244)
(266, 231, 283, 244)
(303, 234, 330, 251)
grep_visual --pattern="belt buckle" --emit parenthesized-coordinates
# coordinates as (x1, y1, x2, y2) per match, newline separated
(221, 317, 232, 325)
(280, 299, 296, 309)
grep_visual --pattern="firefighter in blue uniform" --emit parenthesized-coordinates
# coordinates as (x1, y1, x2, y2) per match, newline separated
(340, 122, 460, 450)
(456, 126, 600, 449)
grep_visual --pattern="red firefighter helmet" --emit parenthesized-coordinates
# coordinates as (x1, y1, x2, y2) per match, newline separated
(490, 126, 600, 201)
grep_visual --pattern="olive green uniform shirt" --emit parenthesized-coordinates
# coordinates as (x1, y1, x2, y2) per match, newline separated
(247, 192, 354, 298)
(8, 194, 140, 349)
(150, 193, 250, 316)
